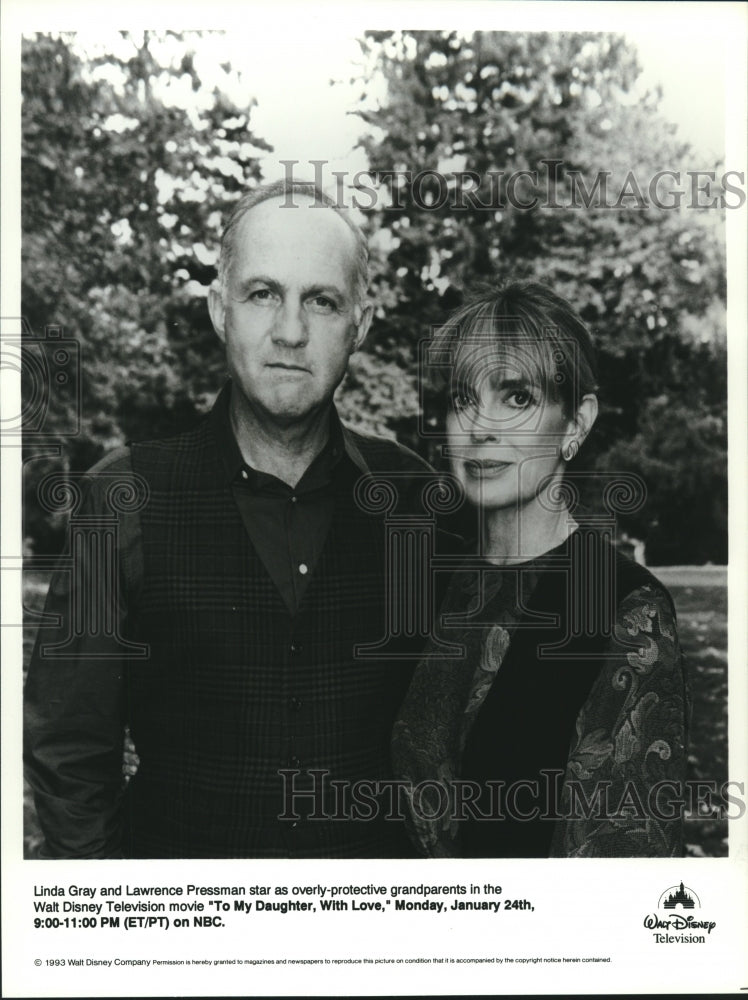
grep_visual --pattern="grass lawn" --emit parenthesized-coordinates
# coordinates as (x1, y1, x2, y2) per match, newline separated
(666, 582, 728, 857)
(21, 571, 729, 858)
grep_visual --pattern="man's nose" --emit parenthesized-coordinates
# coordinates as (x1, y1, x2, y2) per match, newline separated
(271, 301, 308, 348)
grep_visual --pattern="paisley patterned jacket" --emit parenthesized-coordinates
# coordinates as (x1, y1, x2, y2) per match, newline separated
(392, 535, 690, 858)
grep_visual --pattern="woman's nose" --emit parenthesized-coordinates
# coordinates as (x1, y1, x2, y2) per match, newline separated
(466, 405, 501, 443)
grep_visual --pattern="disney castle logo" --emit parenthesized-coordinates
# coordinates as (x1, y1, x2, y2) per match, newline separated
(661, 882, 697, 910)
(642, 882, 715, 943)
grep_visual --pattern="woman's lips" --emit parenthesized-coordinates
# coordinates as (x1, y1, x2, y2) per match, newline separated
(464, 459, 512, 480)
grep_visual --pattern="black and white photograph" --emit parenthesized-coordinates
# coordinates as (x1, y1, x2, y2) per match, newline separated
(2, 1, 746, 996)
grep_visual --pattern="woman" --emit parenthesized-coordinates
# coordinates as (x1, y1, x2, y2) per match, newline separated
(393, 280, 689, 858)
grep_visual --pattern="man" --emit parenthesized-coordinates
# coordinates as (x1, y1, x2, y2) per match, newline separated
(24, 179, 443, 859)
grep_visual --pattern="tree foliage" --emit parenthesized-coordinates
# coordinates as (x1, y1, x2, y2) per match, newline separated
(351, 30, 727, 562)
(22, 31, 269, 551)
(21, 30, 728, 562)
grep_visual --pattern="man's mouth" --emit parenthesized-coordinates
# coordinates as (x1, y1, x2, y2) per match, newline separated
(266, 362, 310, 373)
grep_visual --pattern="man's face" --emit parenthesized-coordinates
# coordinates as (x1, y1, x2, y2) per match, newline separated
(209, 196, 371, 427)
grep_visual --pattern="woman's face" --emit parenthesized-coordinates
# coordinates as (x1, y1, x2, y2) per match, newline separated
(445, 339, 575, 511)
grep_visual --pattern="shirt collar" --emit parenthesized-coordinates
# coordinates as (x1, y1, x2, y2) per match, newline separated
(208, 380, 371, 487)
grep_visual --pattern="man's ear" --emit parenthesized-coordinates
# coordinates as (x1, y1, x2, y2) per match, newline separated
(352, 302, 374, 352)
(208, 285, 226, 344)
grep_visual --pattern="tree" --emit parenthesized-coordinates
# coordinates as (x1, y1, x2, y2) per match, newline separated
(348, 30, 727, 562)
(22, 31, 270, 551)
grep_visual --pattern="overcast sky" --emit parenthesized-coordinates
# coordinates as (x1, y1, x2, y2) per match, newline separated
(24, 1, 736, 184)
(201, 10, 733, 176)
(193, 21, 730, 180)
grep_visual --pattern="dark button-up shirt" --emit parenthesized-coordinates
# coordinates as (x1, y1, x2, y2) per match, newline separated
(214, 384, 364, 613)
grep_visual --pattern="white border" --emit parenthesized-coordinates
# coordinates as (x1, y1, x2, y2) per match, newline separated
(2, 3, 747, 997)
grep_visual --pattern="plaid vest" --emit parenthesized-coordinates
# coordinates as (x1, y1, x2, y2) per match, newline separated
(124, 418, 431, 858)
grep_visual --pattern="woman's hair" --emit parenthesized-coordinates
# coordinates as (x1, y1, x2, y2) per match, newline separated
(429, 280, 598, 418)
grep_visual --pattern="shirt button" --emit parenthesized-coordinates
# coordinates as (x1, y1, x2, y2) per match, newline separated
(241, 469, 248, 480)
(290, 696, 302, 711)
(290, 642, 302, 654)
(298, 563, 308, 575)
(290, 495, 298, 503)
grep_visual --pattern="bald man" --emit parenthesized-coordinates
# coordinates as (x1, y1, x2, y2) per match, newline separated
(24, 179, 440, 859)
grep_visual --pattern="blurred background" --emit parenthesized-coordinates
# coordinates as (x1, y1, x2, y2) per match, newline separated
(20, 27, 730, 855)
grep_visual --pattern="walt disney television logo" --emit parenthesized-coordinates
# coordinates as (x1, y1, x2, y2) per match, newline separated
(643, 883, 716, 944)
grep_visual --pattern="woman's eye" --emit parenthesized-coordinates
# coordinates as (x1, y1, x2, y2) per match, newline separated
(506, 389, 535, 408)
(451, 392, 475, 413)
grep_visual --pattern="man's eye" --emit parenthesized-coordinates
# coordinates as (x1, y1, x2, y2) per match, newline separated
(248, 288, 276, 304)
(307, 295, 337, 313)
